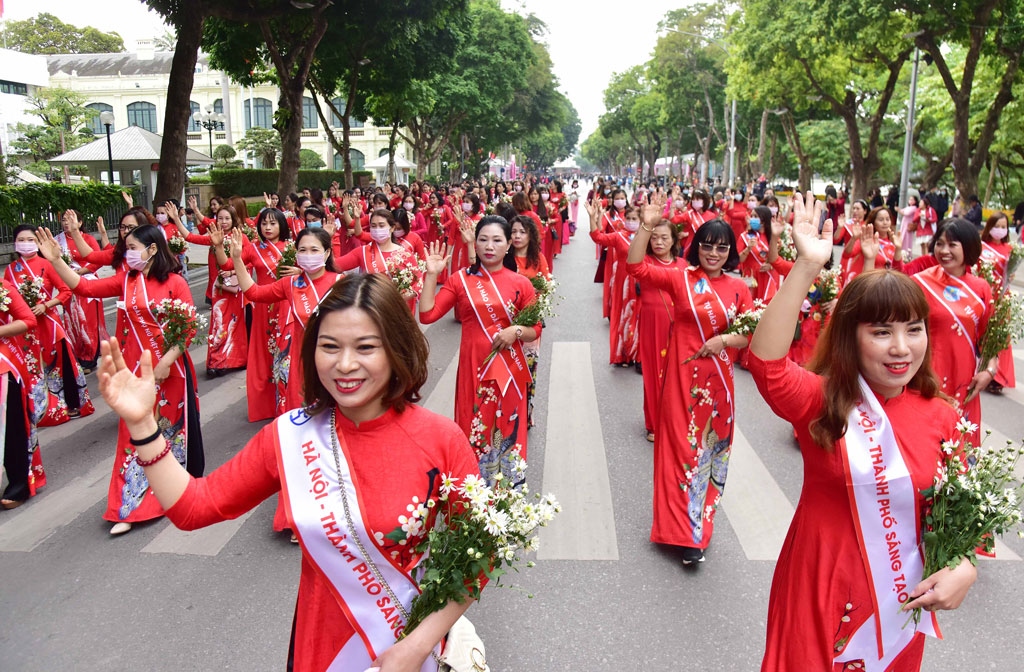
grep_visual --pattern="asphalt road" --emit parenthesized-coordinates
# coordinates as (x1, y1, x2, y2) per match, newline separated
(2, 195, 1023, 671)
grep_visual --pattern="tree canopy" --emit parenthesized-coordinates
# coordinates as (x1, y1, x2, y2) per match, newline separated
(0, 13, 125, 54)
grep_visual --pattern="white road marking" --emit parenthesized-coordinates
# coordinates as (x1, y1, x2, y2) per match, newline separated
(538, 342, 619, 561)
(142, 511, 256, 556)
(720, 426, 796, 562)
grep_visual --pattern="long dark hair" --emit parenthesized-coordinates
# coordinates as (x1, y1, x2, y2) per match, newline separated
(257, 208, 291, 242)
(128, 224, 181, 281)
(468, 216, 517, 275)
(301, 274, 428, 414)
(807, 270, 943, 449)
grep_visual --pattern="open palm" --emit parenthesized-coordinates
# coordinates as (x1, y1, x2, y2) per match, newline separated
(97, 339, 156, 426)
(789, 190, 833, 266)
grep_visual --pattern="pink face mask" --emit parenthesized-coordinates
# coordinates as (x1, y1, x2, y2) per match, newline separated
(462, 202, 473, 213)
(15, 241, 38, 256)
(296, 252, 326, 272)
(369, 227, 391, 242)
(155, 213, 169, 224)
(990, 227, 1009, 240)
(403, 202, 414, 211)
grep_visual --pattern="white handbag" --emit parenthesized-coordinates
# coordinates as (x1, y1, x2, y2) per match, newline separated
(439, 616, 489, 672)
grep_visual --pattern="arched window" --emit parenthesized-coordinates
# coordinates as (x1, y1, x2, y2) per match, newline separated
(244, 97, 273, 130)
(126, 101, 157, 133)
(86, 102, 113, 135)
(378, 148, 390, 158)
(302, 96, 318, 129)
(334, 149, 365, 171)
(213, 98, 223, 114)
(188, 101, 201, 132)
(329, 96, 363, 128)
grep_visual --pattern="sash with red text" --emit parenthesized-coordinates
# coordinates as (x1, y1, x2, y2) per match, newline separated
(254, 240, 283, 280)
(6, 259, 67, 345)
(288, 273, 328, 329)
(834, 376, 939, 671)
(681, 267, 736, 406)
(277, 409, 441, 672)
(123, 273, 185, 380)
(458, 269, 532, 400)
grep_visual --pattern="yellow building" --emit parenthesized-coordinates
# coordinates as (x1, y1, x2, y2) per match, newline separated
(45, 39, 412, 177)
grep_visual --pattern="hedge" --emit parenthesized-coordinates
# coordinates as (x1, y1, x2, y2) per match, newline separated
(209, 169, 374, 197)
(0, 183, 141, 233)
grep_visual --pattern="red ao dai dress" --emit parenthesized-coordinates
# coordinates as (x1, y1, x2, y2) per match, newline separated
(183, 231, 248, 373)
(336, 242, 424, 313)
(631, 254, 687, 436)
(590, 227, 639, 365)
(736, 230, 781, 304)
(419, 266, 540, 483)
(626, 260, 752, 549)
(1, 278, 45, 501)
(73, 270, 204, 523)
(57, 231, 108, 368)
(912, 266, 991, 447)
(226, 239, 290, 421)
(4, 255, 94, 426)
(749, 352, 957, 672)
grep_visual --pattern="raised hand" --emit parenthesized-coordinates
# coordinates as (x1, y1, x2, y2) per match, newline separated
(459, 218, 475, 244)
(187, 195, 199, 212)
(640, 201, 663, 230)
(209, 226, 225, 247)
(164, 201, 181, 225)
(34, 227, 62, 261)
(228, 228, 245, 258)
(789, 191, 833, 267)
(264, 192, 273, 208)
(97, 339, 157, 427)
(649, 188, 668, 213)
(859, 223, 880, 261)
(121, 191, 134, 208)
(424, 241, 450, 276)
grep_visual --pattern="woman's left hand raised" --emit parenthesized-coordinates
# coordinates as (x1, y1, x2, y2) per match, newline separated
(97, 338, 157, 427)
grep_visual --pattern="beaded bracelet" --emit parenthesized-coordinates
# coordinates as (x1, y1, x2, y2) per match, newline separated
(135, 441, 171, 468)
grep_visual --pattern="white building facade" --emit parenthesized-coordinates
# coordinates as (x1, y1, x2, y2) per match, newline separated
(0, 48, 51, 159)
(43, 40, 414, 179)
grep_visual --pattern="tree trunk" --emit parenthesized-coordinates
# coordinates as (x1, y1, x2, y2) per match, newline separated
(155, 8, 204, 204)
(276, 85, 303, 196)
(387, 121, 399, 183)
(983, 153, 999, 207)
(755, 109, 768, 176)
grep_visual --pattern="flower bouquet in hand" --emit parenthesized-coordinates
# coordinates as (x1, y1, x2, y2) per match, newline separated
(167, 236, 189, 256)
(723, 299, 767, 337)
(1004, 243, 1024, 288)
(431, 209, 445, 240)
(391, 468, 561, 634)
(975, 260, 1024, 370)
(15, 275, 45, 308)
(149, 298, 207, 352)
(275, 240, 297, 278)
(0, 283, 11, 313)
(906, 419, 1024, 624)
(240, 224, 259, 242)
(479, 277, 558, 368)
(777, 225, 798, 262)
(384, 249, 424, 300)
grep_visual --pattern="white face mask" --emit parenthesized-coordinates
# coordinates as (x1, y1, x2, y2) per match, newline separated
(674, 199, 685, 209)
(991, 227, 1009, 240)
(624, 220, 640, 232)
(769, 206, 779, 216)
(541, 193, 549, 201)
(296, 252, 326, 272)
(733, 193, 743, 201)
(692, 200, 703, 210)
(461, 202, 473, 213)
(369, 227, 391, 242)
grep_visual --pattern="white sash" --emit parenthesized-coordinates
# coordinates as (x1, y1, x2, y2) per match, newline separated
(834, 376, 939, 670)
(914, 270, 984, 372)
(277, 410, 440, 672)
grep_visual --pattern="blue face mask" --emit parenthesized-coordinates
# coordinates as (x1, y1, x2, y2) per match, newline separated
(307, 220, 322, 228)
(749, 218, 761, 231)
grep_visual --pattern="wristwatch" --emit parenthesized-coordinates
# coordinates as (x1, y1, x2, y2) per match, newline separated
(514, 326, 523, 340)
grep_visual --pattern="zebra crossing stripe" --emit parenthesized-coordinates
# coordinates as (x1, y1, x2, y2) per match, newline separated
(538, 341, 619, 561)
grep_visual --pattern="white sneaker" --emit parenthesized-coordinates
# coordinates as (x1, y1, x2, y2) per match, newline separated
(110, 522, 132, 535)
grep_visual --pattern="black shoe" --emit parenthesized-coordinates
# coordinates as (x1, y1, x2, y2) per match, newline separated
(681, 546, 705, 565)
(634, 361, 643, 374)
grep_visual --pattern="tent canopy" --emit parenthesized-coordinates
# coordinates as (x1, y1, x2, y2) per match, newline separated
(48, 126, 213, 166)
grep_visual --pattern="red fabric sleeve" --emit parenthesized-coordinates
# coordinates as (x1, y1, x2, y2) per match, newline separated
(185, 232, 213, 245)
(771, 257, 795, 275)
(82, 246, 116, 266)
(165, 423, 281, 530)
(746, 350, 825, 427)
(73, 270, 126, 299)
(242, 276, 291, 303)
(627, 260, 679, 293)
(43, 262, 72, 303)
(902, 255, 938, 275)
(418, 274, 459, 324)
(335, 247, 363, 272)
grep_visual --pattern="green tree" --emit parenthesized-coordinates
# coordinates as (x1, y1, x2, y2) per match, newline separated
(237, 128, 282, 169)
(299, 148, 326, 170)
(0, 13, 125, 54)
(889, 0, 1024, 199)
(142, 0, 302, 203)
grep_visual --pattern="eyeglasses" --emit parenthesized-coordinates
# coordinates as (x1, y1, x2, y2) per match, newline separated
(119, 224, 137, 231)
(698, 242, 731, 254)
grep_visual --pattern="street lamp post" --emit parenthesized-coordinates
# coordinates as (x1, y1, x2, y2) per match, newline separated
(899, 33, 925, 209)
(99, 110, 115, 185)
(193, 105, 226, 157)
